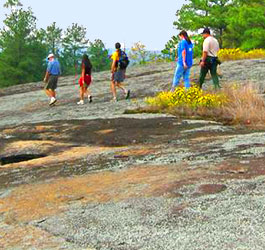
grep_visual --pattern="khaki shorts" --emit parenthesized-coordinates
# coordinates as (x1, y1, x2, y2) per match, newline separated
(45, 75, 58, 90)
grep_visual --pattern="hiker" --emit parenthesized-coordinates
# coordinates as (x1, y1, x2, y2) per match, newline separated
(171, 30, 193, 91)
(43, 53, 61, 106)
(77, 54, 93, 105)
(199, 28, 221, 89)
(110, 42, 130, 102)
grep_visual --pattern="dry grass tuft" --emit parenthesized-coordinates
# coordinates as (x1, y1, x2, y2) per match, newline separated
(220, 83, 265, 126)
(142, 82, 265, 127)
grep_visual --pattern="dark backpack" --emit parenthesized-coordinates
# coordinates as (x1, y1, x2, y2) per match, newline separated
(118, 50, 130, 70)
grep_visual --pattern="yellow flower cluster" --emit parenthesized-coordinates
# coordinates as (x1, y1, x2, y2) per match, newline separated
(145, 86, 225, 109)
(218, 48, 265, 61)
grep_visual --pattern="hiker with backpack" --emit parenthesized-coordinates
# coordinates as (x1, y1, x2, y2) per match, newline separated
(77, 54, 93, 105)
(43, 53, 61, 106)
(171, 30, 193, 91)
(199, 28, 221, 89)
(110, 42, 130, 102)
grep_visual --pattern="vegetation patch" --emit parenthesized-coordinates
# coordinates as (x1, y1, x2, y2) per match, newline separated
(141, 83, 265, 127)
(218, 49, 265, 61)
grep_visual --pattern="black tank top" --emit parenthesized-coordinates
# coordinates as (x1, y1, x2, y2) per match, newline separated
(83, 62, 91, 75)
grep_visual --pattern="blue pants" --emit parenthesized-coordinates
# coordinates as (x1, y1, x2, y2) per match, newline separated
(172, 63, 191, 90)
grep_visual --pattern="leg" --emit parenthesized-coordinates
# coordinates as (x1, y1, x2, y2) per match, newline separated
(111, 80, 117, 100)
(85, 86, 92, 103)
(209, 62, 221, 89)
(171, 64, 184, 91)
(50, 90, 56, 98)
(45, 89, 52, 98)
(116, 82, 127, 94)
(199, 65, 208, 88)
(80, 87, 85, 100)
(183, 67, 191, 89)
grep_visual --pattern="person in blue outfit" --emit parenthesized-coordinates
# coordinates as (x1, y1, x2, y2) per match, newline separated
(43, 53, 61, 106)
(171, 30, 193, 91)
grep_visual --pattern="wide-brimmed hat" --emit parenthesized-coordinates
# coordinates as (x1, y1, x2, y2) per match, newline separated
(47, 53, 54, 59)
(201, 28, 211, 34)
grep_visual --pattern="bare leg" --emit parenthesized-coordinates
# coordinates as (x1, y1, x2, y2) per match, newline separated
(45, 89, 52, 98)
(80, 87, 85, 100)
(111, 81, 117, 99)
(45, 89, 55, 98)
(116, 83, 127, 94)
(50, 90, 56, 98)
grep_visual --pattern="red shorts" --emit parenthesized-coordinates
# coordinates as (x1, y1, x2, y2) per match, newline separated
(79, 75, 91, 87)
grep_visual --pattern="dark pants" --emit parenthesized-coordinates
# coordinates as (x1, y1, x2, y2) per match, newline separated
(199, 56, 220, 89)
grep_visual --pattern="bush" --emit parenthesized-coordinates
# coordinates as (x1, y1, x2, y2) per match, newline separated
(145, 83, 265, 127)
(145, 86, 225, 109)
(218, 48, 265, 61)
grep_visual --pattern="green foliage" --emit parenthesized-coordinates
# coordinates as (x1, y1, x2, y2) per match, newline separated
(225, 1, 265, 50)
(39, 22, 62, 56)
(61, 23, 88, 75)
(0, 1, 46, 87)
(161, 34, 203, 60)
(168, 0, 265, 52)
(174, 0, 232, 48)
(87, 39, 111, 72)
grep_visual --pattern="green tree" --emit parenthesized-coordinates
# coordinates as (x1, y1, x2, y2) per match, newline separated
(39, 22, 62, 56)
(87, 39, 111, 72)
(162, 34, 203, 60)
(174, 0, 233, 48)
(61, 23, 88, 74)
(0, 0, 46, 87)
(225, 0, 265, 50)
(129, 41, 149, 64)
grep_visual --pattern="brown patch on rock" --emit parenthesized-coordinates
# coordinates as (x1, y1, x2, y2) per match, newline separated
(2, 140, 69, 155)
(0, 146, 116, 169)
(198, 184, 227, 195)
(115, 147, 155, 157)
(0, 164, 209, 223)
(0, 224, 77, 249)
(95, 129, 116, 135)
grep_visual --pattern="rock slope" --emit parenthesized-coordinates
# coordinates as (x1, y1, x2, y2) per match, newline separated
(0, 60, 265, 249)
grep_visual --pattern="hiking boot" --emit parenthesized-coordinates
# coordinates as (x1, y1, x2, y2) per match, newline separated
(77, 100, 84, 105)
(88, 96, 92, 103)
(125, 90, 131, 99)
(49, 97, 57, 106)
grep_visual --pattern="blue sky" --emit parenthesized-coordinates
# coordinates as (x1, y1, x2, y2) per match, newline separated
(0, 0, 186, 50)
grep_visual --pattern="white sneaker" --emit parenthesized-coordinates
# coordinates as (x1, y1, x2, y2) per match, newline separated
(77, 100, 84, 105)
(49, 97, 57, 106)
(110, 97, 117, 102)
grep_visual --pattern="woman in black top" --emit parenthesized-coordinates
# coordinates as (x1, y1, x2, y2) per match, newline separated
(77, 54, 93, 105)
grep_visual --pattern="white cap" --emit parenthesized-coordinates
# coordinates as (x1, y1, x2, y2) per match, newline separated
(47, 53, 54, 59)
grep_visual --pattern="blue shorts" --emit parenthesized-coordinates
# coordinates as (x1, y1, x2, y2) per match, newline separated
(113, 70, 125, 83)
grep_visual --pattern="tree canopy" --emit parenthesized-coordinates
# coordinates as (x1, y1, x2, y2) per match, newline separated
(170, 0, 265, 51)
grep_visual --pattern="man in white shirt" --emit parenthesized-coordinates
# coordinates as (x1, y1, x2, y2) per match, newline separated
(199, 28, 221, 89)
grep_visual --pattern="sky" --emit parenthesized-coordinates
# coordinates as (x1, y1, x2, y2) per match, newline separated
(0, 0, 186, 50)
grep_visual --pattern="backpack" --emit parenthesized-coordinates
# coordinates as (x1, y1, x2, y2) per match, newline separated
(118, 50, 130, 70)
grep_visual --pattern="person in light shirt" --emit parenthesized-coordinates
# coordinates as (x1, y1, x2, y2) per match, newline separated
(199, 28, 221, 89)
(43, 53, 61, 106)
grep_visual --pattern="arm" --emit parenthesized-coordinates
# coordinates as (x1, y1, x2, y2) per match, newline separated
(111, 60, 117, 73)
(44, 61, 52, 82)
(182, 49, 187, 69)
(81, 63, 85, 84)
(44, 71, 49, 82)
(200, 51, 207, 67)
(200, 39, 208, 67)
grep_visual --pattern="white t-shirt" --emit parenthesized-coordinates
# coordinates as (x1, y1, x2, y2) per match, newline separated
(203, 36, 220, 57)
